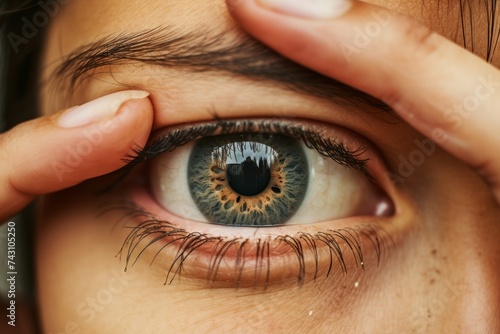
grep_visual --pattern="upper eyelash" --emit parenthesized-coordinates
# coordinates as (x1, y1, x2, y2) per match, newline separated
(101, 200, 393, 287)
(124, 119, 369, 172)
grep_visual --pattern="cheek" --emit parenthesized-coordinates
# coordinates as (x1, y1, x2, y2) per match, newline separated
(36, 192, 127, 331)
(36, 189, 182, 332)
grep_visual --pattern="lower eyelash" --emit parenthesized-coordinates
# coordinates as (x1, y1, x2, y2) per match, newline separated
(100, 201, 394, 288)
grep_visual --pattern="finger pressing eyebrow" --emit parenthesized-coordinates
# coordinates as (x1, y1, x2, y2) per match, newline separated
(46, 26, 396, 121)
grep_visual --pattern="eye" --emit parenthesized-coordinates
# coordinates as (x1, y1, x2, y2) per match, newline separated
(110, 118, 396, 286)
(148, 119, 392, 227)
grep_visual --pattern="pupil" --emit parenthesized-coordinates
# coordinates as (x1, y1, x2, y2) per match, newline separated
(227, 156, 271, 196)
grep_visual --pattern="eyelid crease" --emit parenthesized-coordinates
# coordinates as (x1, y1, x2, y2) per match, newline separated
(125, 118, 370, 174)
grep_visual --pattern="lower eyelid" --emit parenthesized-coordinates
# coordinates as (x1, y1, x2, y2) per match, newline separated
(100, 182, 396, 288)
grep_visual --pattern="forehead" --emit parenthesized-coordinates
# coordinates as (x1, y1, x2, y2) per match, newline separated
(41, 0, 495, 99)
(46, 0, 462, 51)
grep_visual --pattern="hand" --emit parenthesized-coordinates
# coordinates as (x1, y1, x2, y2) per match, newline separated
(0, 90, 153, 222)
(227, 0, 500, 204)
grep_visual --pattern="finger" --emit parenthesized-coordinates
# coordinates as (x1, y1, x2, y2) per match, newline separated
(0, 90, 154, 221)
(229, 0, 500, 202)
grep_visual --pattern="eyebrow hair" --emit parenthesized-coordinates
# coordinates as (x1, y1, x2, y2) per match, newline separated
(49, 26, 394, 118)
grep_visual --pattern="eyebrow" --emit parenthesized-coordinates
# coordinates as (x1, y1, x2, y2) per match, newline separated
(50, 26, 393, 118)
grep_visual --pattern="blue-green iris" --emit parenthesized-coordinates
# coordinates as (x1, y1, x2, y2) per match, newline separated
(187, 134, 309, 226)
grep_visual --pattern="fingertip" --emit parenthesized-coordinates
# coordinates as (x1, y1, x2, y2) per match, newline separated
(114, 94, 154, 152)
(57, 90, 150, 128)
(255, 0, 352, 20)
(226, 0, 324, 58)
(227, 0, 273, 27)
(0, 92, 156, 219)
(41, 94, 154, 187)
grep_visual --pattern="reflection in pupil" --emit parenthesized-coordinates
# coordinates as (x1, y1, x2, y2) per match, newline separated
(227, 156, 271, 196)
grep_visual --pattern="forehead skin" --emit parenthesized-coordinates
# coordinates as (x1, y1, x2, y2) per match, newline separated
(40, 0, 490, 60)
(42, 0, 461, 53)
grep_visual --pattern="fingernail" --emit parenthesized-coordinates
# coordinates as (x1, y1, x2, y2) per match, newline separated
(259, 0, 352, 19)
(58, 90, 150, 128)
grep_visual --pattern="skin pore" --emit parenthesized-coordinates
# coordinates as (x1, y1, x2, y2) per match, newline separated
(36, 0, 500, 333)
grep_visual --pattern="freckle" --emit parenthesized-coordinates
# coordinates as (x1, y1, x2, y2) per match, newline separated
(431, 249, 437, 256)
(429, 278, 436, 285)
